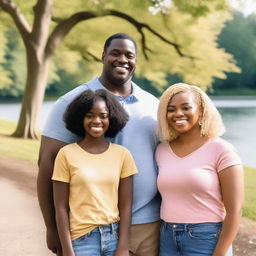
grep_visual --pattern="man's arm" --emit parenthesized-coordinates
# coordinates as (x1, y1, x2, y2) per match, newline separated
(37, 135, 67, 255)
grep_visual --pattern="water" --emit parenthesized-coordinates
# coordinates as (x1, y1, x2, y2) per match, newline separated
(0, 98, 256, 168)
(212, 98, 256, 168)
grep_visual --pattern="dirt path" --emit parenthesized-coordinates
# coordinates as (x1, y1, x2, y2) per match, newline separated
(0, 155, 255, 256)
(0, 156, 52, 256)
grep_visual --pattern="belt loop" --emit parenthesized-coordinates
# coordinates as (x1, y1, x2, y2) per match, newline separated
(164, 221, 168, 230)
(111, 223, 114, 234)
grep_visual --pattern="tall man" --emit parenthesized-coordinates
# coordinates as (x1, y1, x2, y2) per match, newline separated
(37, 33, 160, 256)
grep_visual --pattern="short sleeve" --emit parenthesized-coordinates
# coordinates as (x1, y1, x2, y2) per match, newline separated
(120, 149, 138, 179)
(42, 97, 80, 143)
(52, 148, 70, 183)
(216, 140, 242, 172)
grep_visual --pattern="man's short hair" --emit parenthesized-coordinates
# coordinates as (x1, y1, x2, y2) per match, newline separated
(103, 33, 137, 53)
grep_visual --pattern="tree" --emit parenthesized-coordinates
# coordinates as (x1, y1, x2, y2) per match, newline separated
(214, 11, 256, 90)
(0, 0, 238, 139)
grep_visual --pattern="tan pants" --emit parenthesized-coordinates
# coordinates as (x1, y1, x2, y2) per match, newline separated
(129, 221, 160, 256)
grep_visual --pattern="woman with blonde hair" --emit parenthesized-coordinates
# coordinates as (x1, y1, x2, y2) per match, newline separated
(156, 83, 244, 256)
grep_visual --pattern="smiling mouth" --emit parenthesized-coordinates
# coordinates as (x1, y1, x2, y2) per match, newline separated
(114, 66, 129, 73)
(90, 126, 103, 131)
(174, 120, 187, 124)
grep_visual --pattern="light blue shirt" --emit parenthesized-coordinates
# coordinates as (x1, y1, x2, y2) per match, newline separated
(43, 77, 160, 224)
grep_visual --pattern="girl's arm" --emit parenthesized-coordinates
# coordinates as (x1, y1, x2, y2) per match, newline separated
(115, 176, 133, 256)
(213, 165, 244, 256)
(53, 180, 75, 256)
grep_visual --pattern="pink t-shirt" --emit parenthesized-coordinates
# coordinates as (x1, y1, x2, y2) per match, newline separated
(156, 137, 241, 223)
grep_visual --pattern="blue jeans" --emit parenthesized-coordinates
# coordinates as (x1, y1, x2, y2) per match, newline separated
(72, 222, 119, 256)
(160, 221, 233, 256)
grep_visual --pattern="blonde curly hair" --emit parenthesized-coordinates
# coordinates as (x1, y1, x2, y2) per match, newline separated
(157, 83, 225, 142)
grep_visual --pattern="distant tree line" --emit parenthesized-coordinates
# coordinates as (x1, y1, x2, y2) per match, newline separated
(213, 11, 256, 93)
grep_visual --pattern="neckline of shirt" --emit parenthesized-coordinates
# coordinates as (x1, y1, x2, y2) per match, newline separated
(74, 142, 112, 156)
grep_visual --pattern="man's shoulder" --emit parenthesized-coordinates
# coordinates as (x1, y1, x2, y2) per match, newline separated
(61, 77, 100, 102)
(132, 82, 159, 103)
(61, 83, 89, 102)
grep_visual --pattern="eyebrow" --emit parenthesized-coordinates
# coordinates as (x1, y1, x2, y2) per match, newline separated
(109, 49, 135, 54)
(87, 110, 109, 113)
(168, 102, 192, 107)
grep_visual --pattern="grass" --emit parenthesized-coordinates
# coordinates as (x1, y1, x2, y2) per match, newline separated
(243, 166, 256, 220)
(0, 119, 40, 163)
(0, 119, 255, 220)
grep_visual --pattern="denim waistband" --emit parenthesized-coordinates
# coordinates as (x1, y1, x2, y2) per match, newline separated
(92, 222, 119, 233)
(162, 221, 222, 232)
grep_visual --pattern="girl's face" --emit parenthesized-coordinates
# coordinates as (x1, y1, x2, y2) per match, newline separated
(166, 92, 202, 135)
(83, 100, 110, 139)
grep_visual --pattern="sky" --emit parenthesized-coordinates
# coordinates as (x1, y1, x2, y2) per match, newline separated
(229, 0, 256, 16)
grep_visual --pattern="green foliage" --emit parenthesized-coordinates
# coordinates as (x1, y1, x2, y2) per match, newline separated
(0, 19, 12, 89)
(172, 0, 228, 17)
(55, 6, 239, 92)
(0, 0, 241, 99)
(214, 11, 256, 91)
(0, 29, 26, 97)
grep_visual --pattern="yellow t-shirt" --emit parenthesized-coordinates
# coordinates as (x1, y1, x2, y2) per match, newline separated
(52, 142, 137, 240)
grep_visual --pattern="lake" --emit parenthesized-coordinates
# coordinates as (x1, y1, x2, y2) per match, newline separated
(0, 97, 256, 168)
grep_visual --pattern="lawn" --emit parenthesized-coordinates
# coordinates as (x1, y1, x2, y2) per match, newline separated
(0, 119, 256, 220)
(0, 119, 40, 162)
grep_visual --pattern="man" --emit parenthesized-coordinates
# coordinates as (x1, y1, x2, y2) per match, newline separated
(37, 33, 160, 256)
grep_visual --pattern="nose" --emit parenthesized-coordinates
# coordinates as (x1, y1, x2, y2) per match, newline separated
(92, 116, 101, 123)
(117, 54, 128, 63)
(175, 108, 184, 116)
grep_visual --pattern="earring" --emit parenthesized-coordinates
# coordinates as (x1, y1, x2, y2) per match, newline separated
(199, 120, 203, 126)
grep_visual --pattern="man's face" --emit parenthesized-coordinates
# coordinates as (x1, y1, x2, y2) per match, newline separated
(102, 39, 137, 85)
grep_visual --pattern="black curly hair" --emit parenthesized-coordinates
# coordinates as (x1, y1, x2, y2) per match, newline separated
(63, 89, 129, 138)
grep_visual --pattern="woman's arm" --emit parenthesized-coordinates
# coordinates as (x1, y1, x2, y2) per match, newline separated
(213, 165, 244, 256)
(115, 176, 133, 256)
(53, 181, 75, 256)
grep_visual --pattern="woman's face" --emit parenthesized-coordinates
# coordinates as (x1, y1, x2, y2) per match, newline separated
(166, 92, 202, 135)
(83, 100, 110, 139)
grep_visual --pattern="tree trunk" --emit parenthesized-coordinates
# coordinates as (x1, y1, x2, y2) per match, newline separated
(12, 48, 50, 139)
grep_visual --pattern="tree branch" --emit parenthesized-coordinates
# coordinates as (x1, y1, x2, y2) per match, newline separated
(81, 51, 101, 62)
(46, 9, 194, 60)
(31, 0, 53, 48)
(0, 0, 31, 45)
(108, 10, 195, 60)
(45, 12, 97, 58)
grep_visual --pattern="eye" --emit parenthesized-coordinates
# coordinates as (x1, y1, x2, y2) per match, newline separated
(126, 54, 135, 59)
(167, 108, 175, 113)
(84, 113, 93, 119)
(100, 114, 109, 119)
(110, 51, 119, 57)
(183, 106, 192, 111)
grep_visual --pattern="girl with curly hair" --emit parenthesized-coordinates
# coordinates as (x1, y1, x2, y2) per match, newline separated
(52, 89, 137, 256)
